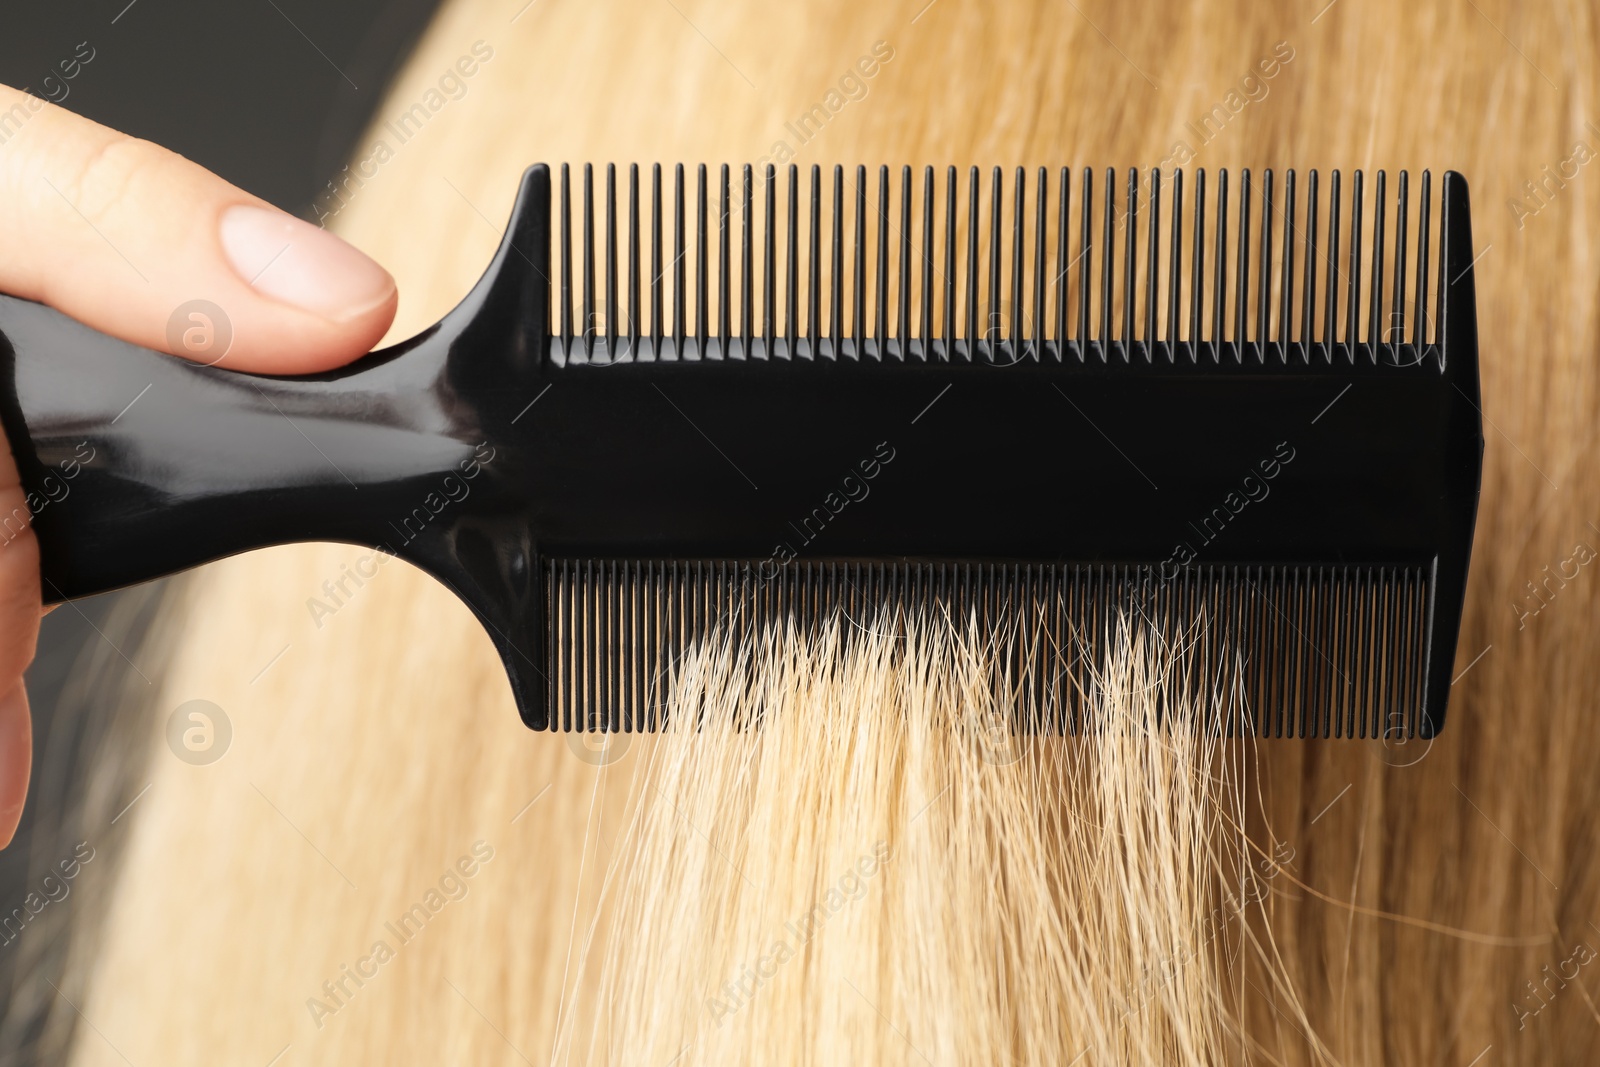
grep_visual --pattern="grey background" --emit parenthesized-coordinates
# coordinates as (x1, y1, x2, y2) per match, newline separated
(0, 0, 439, 1055)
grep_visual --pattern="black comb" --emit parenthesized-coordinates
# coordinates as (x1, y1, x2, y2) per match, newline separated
(0, 164, 1482, 738)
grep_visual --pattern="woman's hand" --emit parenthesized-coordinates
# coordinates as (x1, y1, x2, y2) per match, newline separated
(0, 83, 398, 846)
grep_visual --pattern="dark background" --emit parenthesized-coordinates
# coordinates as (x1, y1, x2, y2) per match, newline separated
(0, 0, 439, 215)
(0, 0, 438, 1056)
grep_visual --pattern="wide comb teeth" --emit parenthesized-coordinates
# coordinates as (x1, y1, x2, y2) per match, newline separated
(553, 163, 1441, 367)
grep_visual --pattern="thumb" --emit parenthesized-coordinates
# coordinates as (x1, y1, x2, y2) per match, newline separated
(0, 84, 396, 374)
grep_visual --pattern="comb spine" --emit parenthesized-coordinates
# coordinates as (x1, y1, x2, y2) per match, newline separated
(1421, 175, 1482, 731)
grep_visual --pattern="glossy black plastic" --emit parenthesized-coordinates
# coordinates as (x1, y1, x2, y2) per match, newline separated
(0, 165, 1483, 735)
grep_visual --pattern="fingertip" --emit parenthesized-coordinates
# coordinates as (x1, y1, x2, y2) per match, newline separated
(0, 504, 43, 688)
(160, 278, 398, 376)
(195, 205, 399, 375)
(218, 204, 397, 328)
(0, 90, 401, 378)
(0, 682, 32, 850)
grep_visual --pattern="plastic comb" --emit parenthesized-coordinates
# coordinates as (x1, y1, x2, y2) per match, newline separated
(0, 163, 1483, 738)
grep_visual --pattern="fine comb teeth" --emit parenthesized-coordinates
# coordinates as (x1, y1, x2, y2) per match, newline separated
(0, 164, 1483, 741)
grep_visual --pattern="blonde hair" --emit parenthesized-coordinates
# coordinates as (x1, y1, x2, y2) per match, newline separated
(560, 618, 1256, 1065)
(33, 0, 1600, 1064)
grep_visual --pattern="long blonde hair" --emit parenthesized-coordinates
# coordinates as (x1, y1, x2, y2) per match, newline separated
(33, 0, 1600, 1063)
